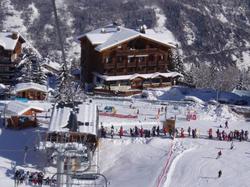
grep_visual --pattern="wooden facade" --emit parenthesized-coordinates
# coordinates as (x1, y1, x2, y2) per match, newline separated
(6, 108, 42, 129)
(80, 36, 173, 84)
(16, 89, 47, 100)
(0, 32, 25, 85)
(78, 25, 181, 94)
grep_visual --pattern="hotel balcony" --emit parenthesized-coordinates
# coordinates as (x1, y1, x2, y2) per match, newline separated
(104, 63, 115, 69)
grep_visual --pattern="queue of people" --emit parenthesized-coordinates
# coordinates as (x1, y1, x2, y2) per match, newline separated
(14, 169, 56, 186)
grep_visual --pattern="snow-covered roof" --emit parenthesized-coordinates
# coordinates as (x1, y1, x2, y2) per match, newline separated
(0, 31, 25, 51)
(42, 61, 62, 72)
(14, 82, 48, 93)
(77, 24, 176, 52)
(86, 33, 113, 45)
(48, 102, 98, 136)
(232, 89, 250, 97)
(0, 84, 6, 90)
(93, 72, 183, 82)
(5, 101, 44, 116)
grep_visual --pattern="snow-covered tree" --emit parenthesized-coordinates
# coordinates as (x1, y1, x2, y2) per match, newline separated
(189, 63, 240, 91)
(16, 47, 47, 85)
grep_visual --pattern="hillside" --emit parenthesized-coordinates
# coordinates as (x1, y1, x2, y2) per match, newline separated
(0, 0, 250, 69)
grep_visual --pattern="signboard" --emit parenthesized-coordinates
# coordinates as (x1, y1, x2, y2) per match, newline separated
(163, 119, 176, 133)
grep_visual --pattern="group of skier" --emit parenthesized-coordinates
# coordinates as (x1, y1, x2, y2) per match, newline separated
(214, 129, 248, 141)
(14, 169, 55, 186)
(100, 120, 249, 143)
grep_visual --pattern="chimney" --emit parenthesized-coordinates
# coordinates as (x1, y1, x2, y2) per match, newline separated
(139, 25, 147, 34)
(12, 32, 18, 40)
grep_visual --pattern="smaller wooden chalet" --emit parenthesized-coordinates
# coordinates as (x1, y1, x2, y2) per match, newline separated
(45, 101, 99, 150)
(0, 31, 25, 85)
(13, 82, 48, 100)
(93, 72, 182, 96)
(4, 101, 44, 129)
(77, 24, 182, 95)
(42, 61, 62, 75)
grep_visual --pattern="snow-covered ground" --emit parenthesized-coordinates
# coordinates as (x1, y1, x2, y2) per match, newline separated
(0, 95, 249, 186)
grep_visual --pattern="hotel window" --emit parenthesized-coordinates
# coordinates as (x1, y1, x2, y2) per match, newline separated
(117, 56, 123, 63)
(128, 56, 135, 63)
(149, 54, 154, 61)
(105, 57, 112, 64)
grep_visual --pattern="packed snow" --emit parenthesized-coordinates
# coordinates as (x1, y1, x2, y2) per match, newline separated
(0, 90, 249, 186)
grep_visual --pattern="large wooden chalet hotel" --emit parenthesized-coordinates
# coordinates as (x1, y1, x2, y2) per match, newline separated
(78, 23, 182, 95)
(0, 31, 25, 85)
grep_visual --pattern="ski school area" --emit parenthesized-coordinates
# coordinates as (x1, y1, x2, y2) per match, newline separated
(93, 97, 250, 187)
(0, 96, 249, 187)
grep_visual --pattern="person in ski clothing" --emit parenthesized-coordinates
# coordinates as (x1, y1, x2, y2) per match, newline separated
(192, 129, 195, 138)
(140, 126, 144, 137)
(119, 126, 123, 138)
(225, 121, 228, 128)
(100, 125, 106, 138)
(156, 126, 160, 136)
(218, 170, 222, 178)
(244, 130, 248, 141)
(163, 127, 167, 136)
(175, 128, 179, 138)
(208, 128, 213, 139)
(135, 126, 139, 136)
(230, 141, 234, 150)
(130, 128, 134, 137)
(152, 126, 156, 136)
(187, 126, 191, 136)
(216, 150, 222, 159)
(180, 128, 185, 138)
(111, 125, 114, 139)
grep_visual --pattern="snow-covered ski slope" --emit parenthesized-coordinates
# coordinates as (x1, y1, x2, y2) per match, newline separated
(87, 97, 250, 187)
(0, 96, 249, 187)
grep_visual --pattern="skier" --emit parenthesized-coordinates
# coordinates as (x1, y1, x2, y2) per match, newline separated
(135, 126, 139, 136)
(156, 126, 160, 136)
(180, 128, 185, 138)
(230, 141, 234, 150)
(225, 121, 228, 128)
(130, 128, 134, 137)
(111, 125, 114, 139)
(140, 126, 144, 137)
(119, 126, 123, 138)
(175, 128, 179, 138)
(216, 150, 222, 159)
(218, 170, 222, 178)
(187, 126, 191, 136)
(152, 126, 156, 136)
(208, 128, 213, 139)
(244, 130, 248, 141)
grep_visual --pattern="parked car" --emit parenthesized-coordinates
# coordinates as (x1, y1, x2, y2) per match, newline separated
(103, 106, 116, 113)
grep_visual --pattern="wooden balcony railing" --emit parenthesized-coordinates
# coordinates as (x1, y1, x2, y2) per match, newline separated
(104, 63, 115, 69)
(158, 61, 166, 65)
(116, 62, 126, 68)
(116, 48, 158, 55)
(127, 62, 137, 67)
(147, 61, 157, 66)
(137, 61, 147, 67)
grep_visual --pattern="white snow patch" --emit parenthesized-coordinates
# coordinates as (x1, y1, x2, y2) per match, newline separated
(2, 0, 27, 34)
(183, 24, 196, 45)
(216, 13, 228, 23)
(237, 51, 250, 70)
(28, 3, 39, 23)
(148, 5, 179, 46)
